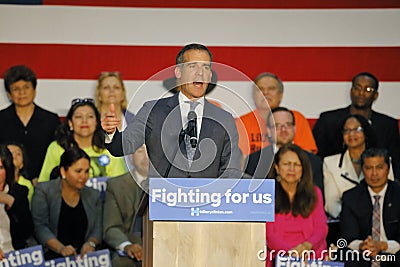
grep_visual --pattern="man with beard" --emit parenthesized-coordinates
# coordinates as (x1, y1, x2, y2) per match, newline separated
(244, 107, 323, 194)
(313, 72, 400, 179)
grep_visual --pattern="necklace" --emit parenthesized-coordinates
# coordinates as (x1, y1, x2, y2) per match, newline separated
(350, 157, 360, 164)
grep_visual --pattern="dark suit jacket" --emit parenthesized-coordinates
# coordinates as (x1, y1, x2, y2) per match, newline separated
(106, 94, 242, 178)
(32, 179, 102, 247)
(103, 172, 143, 249)
(7, 183, 33, 250)
(312, 106, 400, 178)
(244, 145, 324, 194)
(340, 180, 400, 266)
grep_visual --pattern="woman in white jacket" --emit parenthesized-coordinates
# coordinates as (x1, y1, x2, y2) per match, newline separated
(324, 114, 394, 219)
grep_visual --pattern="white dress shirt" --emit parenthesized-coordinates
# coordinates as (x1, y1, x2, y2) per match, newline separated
(178, 92, 204, 140)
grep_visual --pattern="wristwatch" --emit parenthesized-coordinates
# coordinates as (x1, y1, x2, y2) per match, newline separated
(88, 241, 96, 249)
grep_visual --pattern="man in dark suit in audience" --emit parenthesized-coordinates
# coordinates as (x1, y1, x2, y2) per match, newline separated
(244, 107, 324, 193)
(101, 43, 242, 179)
(313, 72, 400, 179)
(340, 148, 400, 266)
(103, 144, 149, 267)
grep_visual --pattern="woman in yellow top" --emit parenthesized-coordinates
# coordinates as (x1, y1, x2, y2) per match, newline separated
(38, 98, 126, 182)
(6, 142, 34, 204)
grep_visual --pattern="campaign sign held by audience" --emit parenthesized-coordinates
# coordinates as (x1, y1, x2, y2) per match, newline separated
(44, 249, 111, 267)
(275, 256, 344, 267)
(149, 178, 275, 222)
(0, 246, 45, 267)
(85, 176, 108, 201)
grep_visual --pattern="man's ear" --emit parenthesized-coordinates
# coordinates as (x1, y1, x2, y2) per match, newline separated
(373, 91, 379, 102)
(174, 66, 182, 79)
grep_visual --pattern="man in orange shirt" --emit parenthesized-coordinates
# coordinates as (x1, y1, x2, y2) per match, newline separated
(236, 72, 317, 156)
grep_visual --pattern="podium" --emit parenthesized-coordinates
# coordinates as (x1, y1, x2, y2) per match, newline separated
(142, 209, 266, 267)
(141, 178, 274, 267)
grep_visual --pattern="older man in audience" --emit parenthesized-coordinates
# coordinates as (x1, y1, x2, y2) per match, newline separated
(236, 72, 317, 156)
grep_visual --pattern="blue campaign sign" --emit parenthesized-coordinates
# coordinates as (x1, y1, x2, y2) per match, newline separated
(44, 249, 111, 267)
(85, 176, 108, 201)
(1, 246, 45, 267)
(275, 256, 344, 267)
(149, 178, 275, 222)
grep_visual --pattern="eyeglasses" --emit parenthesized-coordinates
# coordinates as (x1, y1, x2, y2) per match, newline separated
(274, 122, 294, 130)
(342, 126, 363, 135)
(351, 86, 375, 94)
(71, 98, 94, 106)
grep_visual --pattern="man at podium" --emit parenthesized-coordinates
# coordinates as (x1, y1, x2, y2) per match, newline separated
(101, 43, 242, 179)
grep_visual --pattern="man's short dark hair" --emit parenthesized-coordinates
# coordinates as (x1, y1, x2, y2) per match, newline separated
(266, 106, 295, 128)
(176, 43, 213, 66)
(3, 65, 37, 93)
(360, 147, 390, 168)
(352, 72, 379, 91)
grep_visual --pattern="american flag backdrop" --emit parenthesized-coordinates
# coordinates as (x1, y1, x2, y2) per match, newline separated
(0, 0, 399, 121)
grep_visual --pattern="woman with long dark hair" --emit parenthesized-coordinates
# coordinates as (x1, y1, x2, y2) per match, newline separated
(266, 144, 327, 266)
(38, 98, 126, 182)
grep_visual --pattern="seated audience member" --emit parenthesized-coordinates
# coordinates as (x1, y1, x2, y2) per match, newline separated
(313, 72, 400, 178)
(265, 144, 327, 266)
(38, 98, 126, 182)
(6, 142, 34, 204)
(103, 144, 149, 267)
(236, 72, 317, 156)
(324, 114, 394, 219)
(245, 107, 323, 193)
(340, 148, 400, 266)
(32, 148, 102, 259)
(0, 65, 60, 184)
(0, 144, 33, 252)
(95, 71, 135, 131)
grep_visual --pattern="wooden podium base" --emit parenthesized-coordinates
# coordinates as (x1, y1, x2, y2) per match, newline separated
(143, 211, 266, 267)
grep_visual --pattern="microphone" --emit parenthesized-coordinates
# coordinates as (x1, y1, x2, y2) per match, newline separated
(187, 111, 197, 148)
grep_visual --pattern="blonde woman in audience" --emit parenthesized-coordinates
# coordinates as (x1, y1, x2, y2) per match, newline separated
(38, 98, 126, 182)
(95, 71, 135, 131)
(0, 144, 33, 252)
(324, 114, 394, 219)
(6, 142, 34, 204)
(32, 148, 101, 259)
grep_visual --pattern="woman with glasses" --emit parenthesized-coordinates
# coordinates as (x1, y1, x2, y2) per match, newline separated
(38, 98, 126, 182)
(0, 65, 60, 185)
(32, 148, 101, 259)
(95, 72, 134, 131)
(265, 144, 327, 266)
(323, 114, 396, 220)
